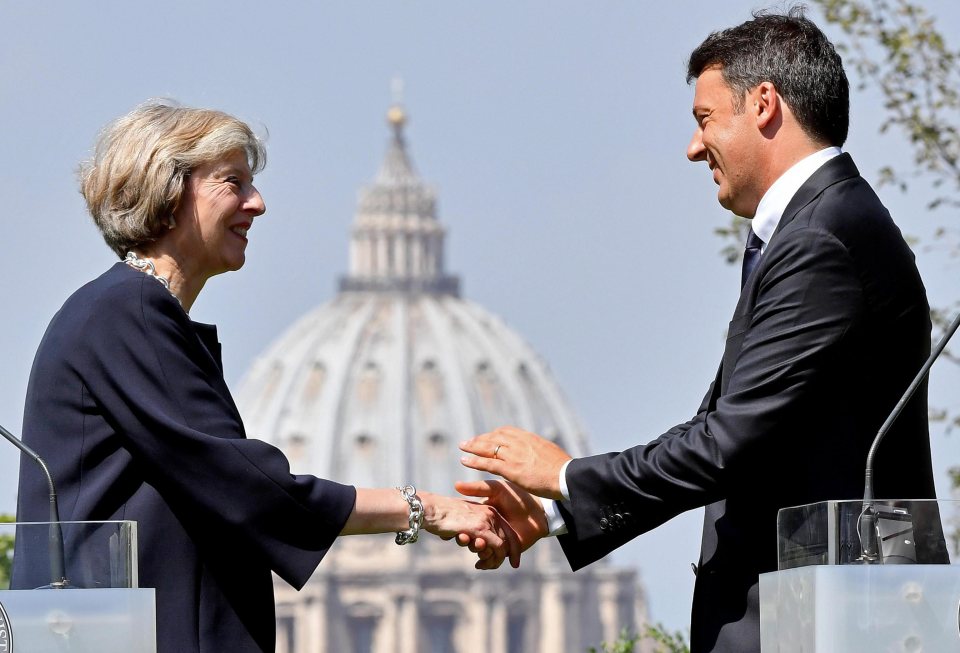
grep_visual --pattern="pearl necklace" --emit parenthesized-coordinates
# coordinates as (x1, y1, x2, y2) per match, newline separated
(124, 252, 183, 309)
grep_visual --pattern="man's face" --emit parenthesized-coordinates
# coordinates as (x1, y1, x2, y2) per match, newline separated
(687, 67, 764, 218)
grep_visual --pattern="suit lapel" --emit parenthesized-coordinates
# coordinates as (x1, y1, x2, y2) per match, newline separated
(718, 154, 862, 398)
(772, 152, 861, 240)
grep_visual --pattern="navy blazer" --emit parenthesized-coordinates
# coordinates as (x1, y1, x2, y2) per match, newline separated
(556, 154, 939, 652)
(14, 263, 357, 653)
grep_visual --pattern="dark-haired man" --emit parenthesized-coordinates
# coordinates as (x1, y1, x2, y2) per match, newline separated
(458, 7, 939, 652)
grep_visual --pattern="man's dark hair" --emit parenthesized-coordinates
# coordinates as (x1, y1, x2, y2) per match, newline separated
(686, 5, 849, 147)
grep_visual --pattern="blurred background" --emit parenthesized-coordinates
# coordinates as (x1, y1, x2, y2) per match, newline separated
(1, 0, 957, 635)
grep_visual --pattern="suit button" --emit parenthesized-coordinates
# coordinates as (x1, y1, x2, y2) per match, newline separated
(614, 514, 625, 526)
(599, 518, 609, 531)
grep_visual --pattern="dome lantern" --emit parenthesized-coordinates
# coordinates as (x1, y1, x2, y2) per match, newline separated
(340, 90, 459, 296)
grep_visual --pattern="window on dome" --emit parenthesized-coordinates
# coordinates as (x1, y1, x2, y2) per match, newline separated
(256, 362, 284, 413)
(357, 363, 381, 404)
(416, 361, 444, 421)
(474, 361, 512, 430)
(286, 433, 307, 461)
(355, 433, 375, 452)
(302, 361, 326, 403)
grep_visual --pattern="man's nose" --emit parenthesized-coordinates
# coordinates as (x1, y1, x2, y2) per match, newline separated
(687, 128, 706, 162)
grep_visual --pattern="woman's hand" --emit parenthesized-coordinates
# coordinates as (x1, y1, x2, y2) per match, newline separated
(420, 492, 522, 569)
(454, 479, 549, 554)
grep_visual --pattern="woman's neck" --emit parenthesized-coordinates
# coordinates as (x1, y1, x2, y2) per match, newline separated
(128, 248, 206, 313)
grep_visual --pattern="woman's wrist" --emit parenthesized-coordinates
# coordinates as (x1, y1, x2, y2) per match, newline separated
(417, 491, 441, 534)
(394, 485, 424, 545)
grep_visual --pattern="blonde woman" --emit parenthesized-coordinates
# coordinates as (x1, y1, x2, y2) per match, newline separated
(14, 101, 518, 653)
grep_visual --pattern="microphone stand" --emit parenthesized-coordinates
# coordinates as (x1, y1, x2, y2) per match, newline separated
(0, 423, 68, 587)
(858, 309, 960, 562)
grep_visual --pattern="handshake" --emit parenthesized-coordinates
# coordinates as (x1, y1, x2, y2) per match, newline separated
(428, 426, 573, 570)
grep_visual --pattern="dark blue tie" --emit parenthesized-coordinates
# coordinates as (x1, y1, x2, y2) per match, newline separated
(741, 229, 763, 289)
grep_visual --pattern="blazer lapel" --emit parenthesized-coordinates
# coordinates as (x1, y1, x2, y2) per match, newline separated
(772, 152, 861, 240)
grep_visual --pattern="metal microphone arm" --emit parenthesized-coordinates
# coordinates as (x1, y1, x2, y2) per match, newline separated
(859, 309, 960, 561)
(0, 423, 67, 587)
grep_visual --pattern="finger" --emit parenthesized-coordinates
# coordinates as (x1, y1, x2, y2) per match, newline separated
(459, 433, 503, 458)
(475, 557, 497, 571)
(456, 533, 471, 547)
(454, 479, 499, 499)
(459, 454, 505, 475)
(480, 554, 504, 570)
(486, 544, 505, 570)
(483, 531, 507, 569)
(501, 520, 521, 568)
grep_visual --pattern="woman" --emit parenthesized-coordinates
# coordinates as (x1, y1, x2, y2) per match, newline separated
(13, 101, 518, 653)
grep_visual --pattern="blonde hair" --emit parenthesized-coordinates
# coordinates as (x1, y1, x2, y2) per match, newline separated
(79, 100, 267, 257)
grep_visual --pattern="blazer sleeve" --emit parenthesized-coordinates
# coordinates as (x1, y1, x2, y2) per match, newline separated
(72, 275, 356, 589)
(558, 225, 864, 570)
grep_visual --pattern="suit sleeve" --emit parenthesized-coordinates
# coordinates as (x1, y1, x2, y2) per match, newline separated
(73, 276, 356, 589)
(558, 225, 863, 569)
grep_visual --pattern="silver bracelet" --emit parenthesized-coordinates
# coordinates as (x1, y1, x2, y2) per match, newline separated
(395, 485, 424, 545)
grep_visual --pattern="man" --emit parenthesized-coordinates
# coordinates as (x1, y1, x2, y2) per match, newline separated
(457, 7, 940, 652)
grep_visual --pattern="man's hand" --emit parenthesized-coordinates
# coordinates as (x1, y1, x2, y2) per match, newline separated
(419, 492, 521, 569)
(460, 426, 572, 500)
(455, 479, 549, 557)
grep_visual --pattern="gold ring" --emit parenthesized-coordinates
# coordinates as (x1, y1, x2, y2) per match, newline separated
(494, 444, 502, 459)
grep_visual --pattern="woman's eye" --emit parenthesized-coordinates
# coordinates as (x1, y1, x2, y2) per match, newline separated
(225, 176, 242, 187)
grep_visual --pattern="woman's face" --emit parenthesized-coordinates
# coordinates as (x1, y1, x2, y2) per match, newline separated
(171, 149, 266, 280)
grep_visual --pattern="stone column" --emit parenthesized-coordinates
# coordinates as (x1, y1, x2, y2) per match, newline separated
(294, 582, 327, 653)
(376, 233, 389, 278)
(395, 232, 408, 276)
(489, 594, 508, 653)
(465, 585, 493, 653)
(598, 577, 621, 646)
(539, 574, 565, 653)
(393, 590, 419, 653)
(410, 231, 423, 277)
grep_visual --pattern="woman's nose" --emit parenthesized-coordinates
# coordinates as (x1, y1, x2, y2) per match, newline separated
(245, 187, 266, 216)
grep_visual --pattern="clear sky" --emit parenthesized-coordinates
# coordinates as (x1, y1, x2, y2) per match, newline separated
(1, 0, 958, 635)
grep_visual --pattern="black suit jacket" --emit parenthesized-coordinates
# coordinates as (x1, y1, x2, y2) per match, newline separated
(556, 154, 938, 652)
(14, 263, 357, 653)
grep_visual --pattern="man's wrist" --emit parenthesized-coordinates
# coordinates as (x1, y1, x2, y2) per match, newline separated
(539, 497, 568, 536)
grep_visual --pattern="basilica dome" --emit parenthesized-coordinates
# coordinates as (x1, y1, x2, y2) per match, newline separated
(234, 102, 647, 653)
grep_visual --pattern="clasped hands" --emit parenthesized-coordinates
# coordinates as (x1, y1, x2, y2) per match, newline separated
(445, 426, 572, 569)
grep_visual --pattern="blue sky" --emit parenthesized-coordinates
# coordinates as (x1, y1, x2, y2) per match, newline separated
(1, 0, 957, 633)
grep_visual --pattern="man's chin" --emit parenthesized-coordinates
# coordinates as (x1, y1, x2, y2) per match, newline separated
(717, 194, 756, 219)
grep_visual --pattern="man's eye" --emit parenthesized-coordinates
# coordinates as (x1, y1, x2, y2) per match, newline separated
(225, 176, 242, 187)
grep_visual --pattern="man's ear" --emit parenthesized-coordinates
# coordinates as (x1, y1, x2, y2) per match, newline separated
(754, 81, 780, 130)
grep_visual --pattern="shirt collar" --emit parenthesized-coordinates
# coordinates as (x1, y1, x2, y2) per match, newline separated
(751, 146, 842, 248)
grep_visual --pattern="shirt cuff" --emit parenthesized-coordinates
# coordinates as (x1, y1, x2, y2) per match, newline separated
(539, 497, 568, 536)
(559, 459, 572, 501)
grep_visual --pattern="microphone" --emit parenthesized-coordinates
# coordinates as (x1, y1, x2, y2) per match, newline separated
(0, 423, 68, 588)
(858, 309, 960, 563)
